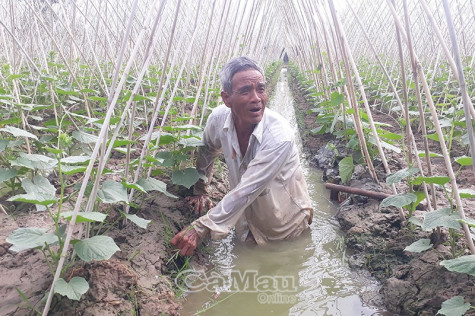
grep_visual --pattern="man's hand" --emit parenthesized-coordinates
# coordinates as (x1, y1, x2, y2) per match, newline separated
(170, 226, 200, 256)
(185, 195, 214, 215)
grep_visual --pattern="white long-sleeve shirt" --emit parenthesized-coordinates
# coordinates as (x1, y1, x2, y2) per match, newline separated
(191, 104, 313, 245)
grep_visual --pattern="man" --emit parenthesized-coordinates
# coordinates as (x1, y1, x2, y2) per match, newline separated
(171, 57, 313, 256)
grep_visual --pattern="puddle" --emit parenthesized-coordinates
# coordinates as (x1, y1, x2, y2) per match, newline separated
(180, 69, 389, 315)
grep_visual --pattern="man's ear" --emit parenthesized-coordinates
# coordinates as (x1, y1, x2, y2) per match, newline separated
(221, 91, 231, 108)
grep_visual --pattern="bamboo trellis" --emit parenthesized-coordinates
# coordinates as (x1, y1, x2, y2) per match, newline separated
(1, 1, 475, 314)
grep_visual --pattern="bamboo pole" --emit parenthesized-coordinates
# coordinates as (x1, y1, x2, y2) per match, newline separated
(386, 0, 475, 254)
(347, 0, 433, 212)
(419, 0, 475, 123)
(41, 1, 142, 314)
(442, 1, 475, 173)
(327, 0, 379, 184)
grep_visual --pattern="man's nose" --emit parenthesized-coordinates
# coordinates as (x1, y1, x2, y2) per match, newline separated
(249, 88, 261, 102)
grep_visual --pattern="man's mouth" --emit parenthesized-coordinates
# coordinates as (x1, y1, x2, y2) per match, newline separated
(250, 107, 261, 113)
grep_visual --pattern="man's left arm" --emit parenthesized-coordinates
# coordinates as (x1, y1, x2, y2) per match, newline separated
(171, 140, 293, 255)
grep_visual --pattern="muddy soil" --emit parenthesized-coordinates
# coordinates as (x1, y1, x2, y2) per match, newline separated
(0, 67, 282, 316)
(0, 168, 229, 316)
(288, 70, 475, 315)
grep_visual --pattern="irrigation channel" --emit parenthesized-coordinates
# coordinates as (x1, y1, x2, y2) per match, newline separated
(180, 68, 389, 316)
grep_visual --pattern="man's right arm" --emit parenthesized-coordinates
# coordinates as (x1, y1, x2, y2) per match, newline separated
(188, 113, 221, 214)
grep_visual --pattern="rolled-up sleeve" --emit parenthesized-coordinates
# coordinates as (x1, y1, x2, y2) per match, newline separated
(192, 140, 293, 240)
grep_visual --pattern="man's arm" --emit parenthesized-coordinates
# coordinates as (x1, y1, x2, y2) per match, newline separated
(171, 140, 293, 255)
(187, 115, 222, 214)
(194, 140, 293, 240)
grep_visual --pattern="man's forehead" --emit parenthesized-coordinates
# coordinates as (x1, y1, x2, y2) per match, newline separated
(232, 69, 265, 85)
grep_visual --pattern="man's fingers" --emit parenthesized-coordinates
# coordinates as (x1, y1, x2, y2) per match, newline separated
(184, 245, 195, 256)
(170, 232, 182, 245)
(206, 199, 213, 208)
(180, 244, 191, 256)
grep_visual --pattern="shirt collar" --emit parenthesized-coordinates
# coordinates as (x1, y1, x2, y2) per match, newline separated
(223, 109, 233, 131)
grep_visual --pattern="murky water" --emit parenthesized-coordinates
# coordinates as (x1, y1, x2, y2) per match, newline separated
(180, 69, 388, 315)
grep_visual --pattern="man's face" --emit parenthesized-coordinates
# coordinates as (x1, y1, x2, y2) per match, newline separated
(221, 69, 268, 128)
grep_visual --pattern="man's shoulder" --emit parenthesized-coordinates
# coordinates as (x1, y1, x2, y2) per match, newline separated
(262, 108, 293, 143)
(206, 104, 229, 126)
(209, 104, 230, 118)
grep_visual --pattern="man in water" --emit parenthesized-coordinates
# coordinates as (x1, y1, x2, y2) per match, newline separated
(171, 56, 313, 255)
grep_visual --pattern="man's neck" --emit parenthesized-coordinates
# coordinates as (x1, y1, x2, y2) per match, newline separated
(234, 120, 256, 157)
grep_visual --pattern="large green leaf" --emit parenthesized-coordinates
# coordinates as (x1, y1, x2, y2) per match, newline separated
(60, 165, 87, 175)
(380, 193, 417, 208)
(386, 167, 420, 186)
(121, 181, 146, 194)
(8, 176, 58, 209)
(418, 151, 442, 158)
(167, 124, 202, 131)
(172, 168, 202, 189)
(60, 155, 91, 164)
(458, 218, 475, 228)
(378, 139, 402, 154)
(97, 180, 128, 204)
(0, 139, 8, 152)
(72, 130, 99, 144)
(60, 211, 107, 223)
(454, 156, 472, 167)
(73, 236, 120, 262)
(54, 277, 89, 300)
(330, 91, 344, 106)
(408, 216, 423, 227)
(458, 189, 475, 198)
(8, 192, 58, 206)
(437, 296, 471, 316)
(410, 191, 427, 211)
(6, 227, 59, 252)
(11, 153, 57, 170)
(404, 239, 432, 253)
(338, 156, 354, 184)
(155, 151, 175, 167)
(178, 137, 204, 148)
(137, 177, 178, 198)
(0, 125, 38, 140)
(440, 255, 475, 277)
(422, 208, 461, 231)
(0, 168, 17, 183)
(22, 176, 56, 197)
(412, 176, 450, 186)
(378, 130, 403, 141)
(122, 213, 151, 229)
(425, 133, 440, 141)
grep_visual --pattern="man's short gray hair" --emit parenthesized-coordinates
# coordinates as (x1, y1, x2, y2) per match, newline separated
(220, 57, 265, 94)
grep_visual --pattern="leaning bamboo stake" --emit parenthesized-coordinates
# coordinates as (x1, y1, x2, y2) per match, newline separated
(304, 0, 330, 98)
(392, 0, 438, 210)
(442, 0, 475, 173)
(197, 0, 230, 127)
(148, 2, 203, 175)
(386, 0, 475, 254)
(126, 0, 183, 204)
(327, 0, 378, 184)
(420, 0, 475, 123)
(84, 0, 165, 220)
(41, 2, 141, 314)
(188, 0, 217, 124)
(26, 2, 93, 121)
(347, 0, 433, 211)
(329, 0, 404, 222)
